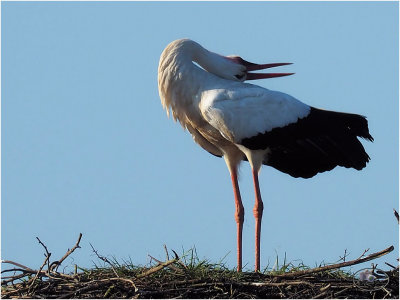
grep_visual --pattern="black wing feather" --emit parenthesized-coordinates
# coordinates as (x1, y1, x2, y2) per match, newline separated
(240, 107, 373, 178)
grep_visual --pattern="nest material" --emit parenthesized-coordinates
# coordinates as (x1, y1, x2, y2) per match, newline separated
(1, 234, 398, 299)
(2, 263, 399, 299)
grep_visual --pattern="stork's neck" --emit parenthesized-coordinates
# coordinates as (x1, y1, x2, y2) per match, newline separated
(158, 39, 226, 122)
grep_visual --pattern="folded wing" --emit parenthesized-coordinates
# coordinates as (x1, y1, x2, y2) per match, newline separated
(200, 85, 373, 178)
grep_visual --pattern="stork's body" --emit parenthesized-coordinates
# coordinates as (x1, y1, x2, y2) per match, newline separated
(158, 39, 372, 272)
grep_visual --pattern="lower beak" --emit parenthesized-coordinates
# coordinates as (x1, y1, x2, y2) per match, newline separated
(246, 72, 294, 80)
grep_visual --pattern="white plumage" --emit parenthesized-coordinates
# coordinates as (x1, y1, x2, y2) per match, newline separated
(199, 86, 310, 142)
(158, 38, 372, 272)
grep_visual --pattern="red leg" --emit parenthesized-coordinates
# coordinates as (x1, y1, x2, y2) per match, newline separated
(252, 169, 264, 272)
(230, 168, 244, 272)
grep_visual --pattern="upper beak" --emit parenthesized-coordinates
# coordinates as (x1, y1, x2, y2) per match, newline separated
(237, 57, 294, 80)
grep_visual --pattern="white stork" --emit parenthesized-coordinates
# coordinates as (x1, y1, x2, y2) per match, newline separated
(157, 39, 373, 272)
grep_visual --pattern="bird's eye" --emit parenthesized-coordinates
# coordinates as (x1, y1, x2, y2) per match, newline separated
(235, 73, 245, 80)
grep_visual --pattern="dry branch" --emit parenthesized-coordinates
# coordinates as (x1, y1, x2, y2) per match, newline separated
(28, 254, 50, 291)
(275, 245, 394, 279)
(1, 261, 35, 272)
(52, 233, 82, 272)
(89, 243, 119, 278)
(2, 233, 83, 292)
(136, 257, 178, 279)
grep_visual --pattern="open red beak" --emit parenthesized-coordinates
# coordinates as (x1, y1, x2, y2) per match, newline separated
(245, 61, 294, 80)
(231, 57, 294, 80)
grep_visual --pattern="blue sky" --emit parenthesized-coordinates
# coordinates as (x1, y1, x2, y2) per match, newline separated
(2, 2, 398, 273)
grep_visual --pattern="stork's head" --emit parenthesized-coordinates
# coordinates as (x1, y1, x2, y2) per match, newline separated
(164, 39, 294, 83)
(193, 43, 294, 82)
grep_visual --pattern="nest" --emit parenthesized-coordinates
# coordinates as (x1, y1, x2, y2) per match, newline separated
(1, 234, 398, 299)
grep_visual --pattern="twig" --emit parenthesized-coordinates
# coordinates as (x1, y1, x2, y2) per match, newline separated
(237, 280, 314, 287)
(2, 235, 81, 288)
(52, 233, 82, 272)
(334, 287, 351, 297)
(28, 254, 51, 292)
(171, 249, 188, 270)
(164, 244, 170, 261)
(36, 237, 51, 271)
(355, 248, 369, 260)
(1, 260, 35, 272)
(55, 277, 137, 299)
(1, 268, 31, 275)
(313, 291, 328, 299)
(137, 257, 178, 279)
(148, 254, 182, 273)
(384, 262, 397, 269)
(171, 249, 179, 260)
(276, 245, 394, 278)
(148, 254, 163, 265)
(338, 249, 348, 263)
(36, 237, 50, 257)
(97, 277, 137, 290)
(1, 273, 29, 285)
(90, 243, 119, 278)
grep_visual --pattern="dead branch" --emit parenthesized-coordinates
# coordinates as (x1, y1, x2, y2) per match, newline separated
(36, 237, 50, 257)
(89, 243, 120, 278)
(385, 262, 397, 269)
(164, 244, 170, 261)
(36, 236, 51, 271)
(28, 254, 51, 292)
(338, 249, 348, 263)
(136, 257, 178, 279)
(1, 273, 30, 285)
(1, 260, 35, 272)
(239, 280, 314, 287)
(2, 234, 83, 288)
(52, 233, 82, 272)
(97, 277, 138, 290)
(356, 248, 370, 260)
(148, 254, 182, 273)
(276, 245, 394, 278)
